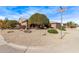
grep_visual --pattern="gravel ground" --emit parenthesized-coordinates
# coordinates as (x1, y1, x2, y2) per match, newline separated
(27, 28, 79, 53)
(1, 29, 62, 47)
(1, 28, 79, 53)
(0, 45, 24, 53)
(0, 29, 25, 53)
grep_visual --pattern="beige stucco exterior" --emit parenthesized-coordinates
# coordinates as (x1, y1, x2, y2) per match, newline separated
(51, 22, 61, 28)
(19, 19, 27, 26)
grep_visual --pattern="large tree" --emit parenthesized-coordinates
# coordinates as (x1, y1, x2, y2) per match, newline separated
(28, 13, 50, 28)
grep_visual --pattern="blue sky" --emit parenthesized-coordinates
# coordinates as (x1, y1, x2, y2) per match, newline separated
(0, 6, 79, 24)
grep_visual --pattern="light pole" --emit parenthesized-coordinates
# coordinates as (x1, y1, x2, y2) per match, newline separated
(59, 6, 65, 39)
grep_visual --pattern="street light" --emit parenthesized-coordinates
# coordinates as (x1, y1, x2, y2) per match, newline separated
(59, 6, 66, 39)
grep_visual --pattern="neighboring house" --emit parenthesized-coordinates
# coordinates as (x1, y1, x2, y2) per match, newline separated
(50, 21, 61, 28)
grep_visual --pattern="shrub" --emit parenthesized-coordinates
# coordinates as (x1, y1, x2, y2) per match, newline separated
(67, 21, 77, 28)
(58, 26, 66, 31)
(48, 28, 58, 34)
(24, 30, 27, 32)
(7, 31, 14, 33)
(24, 30, 32, 33)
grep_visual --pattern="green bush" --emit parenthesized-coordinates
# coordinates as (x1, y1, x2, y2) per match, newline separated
(48, 28, 58, 34)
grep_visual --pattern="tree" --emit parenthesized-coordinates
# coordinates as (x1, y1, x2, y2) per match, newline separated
(0, 19, 18, 29)
(67, 21, 77, 28)
(0, 20, 7, 29)
(28, 13, 50, 28)
(6, 20, 18, 29)
(0, 20, 3, 28)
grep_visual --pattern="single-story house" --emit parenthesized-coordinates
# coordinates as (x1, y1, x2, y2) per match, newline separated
(18, 19, 28, 29)
(50, 21, 61, 28)
(18, 20, 62, 29)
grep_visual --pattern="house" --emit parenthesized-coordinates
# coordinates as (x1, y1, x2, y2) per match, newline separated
(18, 20, 62, 29)
(18, 18, 28, 29)
(50, 21, 61, 28)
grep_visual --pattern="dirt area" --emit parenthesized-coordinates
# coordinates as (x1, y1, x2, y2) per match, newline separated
(27, 28, 79, 53)
(1, 29, 63, 47)
(0, 45, 24, 53)
(1, 28, 79, 53)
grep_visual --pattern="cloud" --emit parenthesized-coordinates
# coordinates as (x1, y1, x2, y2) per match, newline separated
(0, 6, 61, 20)
(0, 6, 79, 24)
(0, 16, 5, 19)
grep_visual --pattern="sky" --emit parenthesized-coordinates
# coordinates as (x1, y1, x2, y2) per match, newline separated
(0, 6, 79, 24)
